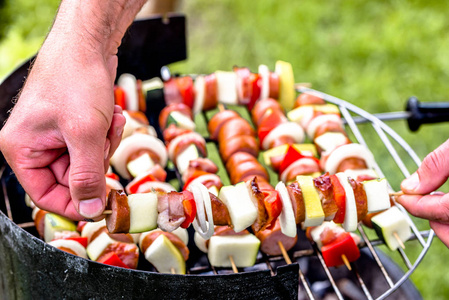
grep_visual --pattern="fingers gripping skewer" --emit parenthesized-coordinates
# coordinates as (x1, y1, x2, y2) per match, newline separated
(390, 191, 404, 197)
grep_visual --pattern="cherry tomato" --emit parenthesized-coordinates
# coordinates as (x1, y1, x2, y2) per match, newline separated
(175, 76, 195, 109)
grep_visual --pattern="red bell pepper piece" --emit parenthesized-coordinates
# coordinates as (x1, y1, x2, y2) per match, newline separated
(321, 232, 360, 268)
(114, 86, 127, 110)
(278, 145, 303, 175)
(127, 173, 157, 194)
(175, 76, 195, 109)
(105, 172, 120, 181)
(330, 174, 346, 224)
(97, 252, 130, 269)
(246, 73, 261, 111)
(182, 170, 210, 191)
(257, 109, 285, 147)
(262, 190, 283, 229)
(278, 145, 320, 175)
(180, 190, 197, 228)
(65, 237, 88, 248)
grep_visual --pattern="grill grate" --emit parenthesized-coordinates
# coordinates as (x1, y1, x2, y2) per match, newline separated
(1, 87, 431, 300)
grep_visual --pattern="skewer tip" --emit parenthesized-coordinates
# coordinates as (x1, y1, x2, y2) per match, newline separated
(341, 254, 352, 271)
(103, 210, 112, 215)
(217, 103, 225, 112)
(393, 232, 406, 250)
(229, 255, 238, 273)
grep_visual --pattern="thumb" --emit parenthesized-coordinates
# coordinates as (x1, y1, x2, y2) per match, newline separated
(67, 131, 108, 219)
(401, 139, 449, 194)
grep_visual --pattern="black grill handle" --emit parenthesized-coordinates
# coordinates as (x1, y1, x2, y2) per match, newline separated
(406, 96, 449, 131)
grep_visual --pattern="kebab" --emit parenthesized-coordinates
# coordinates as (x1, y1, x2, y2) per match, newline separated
(110, 130, 168, 181)
(306, 221, 362, 270)
(159, 103, 207, 175)
(194, 226, 260, 271)
(139, 227, 190, 274)
(81, 219, 140, 269)
(251, 98, 322, 183)
(113, 68, 396, 264)
(208, 106, 388, 237)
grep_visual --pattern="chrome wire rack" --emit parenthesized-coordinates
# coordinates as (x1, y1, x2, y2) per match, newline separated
(296, 87, 433, 299)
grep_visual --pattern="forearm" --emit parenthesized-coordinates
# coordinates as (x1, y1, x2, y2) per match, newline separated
(34, 0, 147, 81)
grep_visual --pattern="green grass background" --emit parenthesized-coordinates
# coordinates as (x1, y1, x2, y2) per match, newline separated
(2, 0, 449, 298)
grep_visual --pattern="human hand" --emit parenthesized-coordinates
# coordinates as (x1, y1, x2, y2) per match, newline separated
(0, 0, 148, 221)
(0, 48, 125, 221)
(397, 138, 449, 247)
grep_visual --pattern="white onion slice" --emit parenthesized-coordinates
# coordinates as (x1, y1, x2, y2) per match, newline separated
(335, 172, 358, 232)
(167, 132, 205, 162)
(49, 239, 88, 259)
(193, 75, 206, 114)
(324, 143, 375, 174)
(280, 157, 320, 183)
(136, 181, 176, 193)
(184, 174, 220, 190)
(258, 64, 270, 101)
(122, 111, 156, 139)
(189, 182, 214, 240)
(275, 181, 297, 237)
(117, 73, 139, 111)
(262, 122, 305, 150)
(110, 133, 168, 179)
(215, 71, 238, 104)
(105, 177, 124, 191)
(306, 114, 342, 140)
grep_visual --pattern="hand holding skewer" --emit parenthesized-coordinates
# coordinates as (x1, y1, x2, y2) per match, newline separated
(393, 138, 449, 248)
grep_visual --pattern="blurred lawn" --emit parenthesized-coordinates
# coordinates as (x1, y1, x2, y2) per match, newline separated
(2, 0, 449, 298)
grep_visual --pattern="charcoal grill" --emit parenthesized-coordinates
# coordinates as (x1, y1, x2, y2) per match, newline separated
(0, 15, 434, 300)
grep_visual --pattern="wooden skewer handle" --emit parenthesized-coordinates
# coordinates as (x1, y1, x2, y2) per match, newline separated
(103, 210, 112, 215)
(389, 191, 404, 197)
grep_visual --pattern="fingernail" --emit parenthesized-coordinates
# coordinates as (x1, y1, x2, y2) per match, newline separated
(402, 172, 420, 191)
(104, 139, 111, 160)
(116, 126, 124, 137)
(114, 105, 123, 114)
(79, 198, 104, 218)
